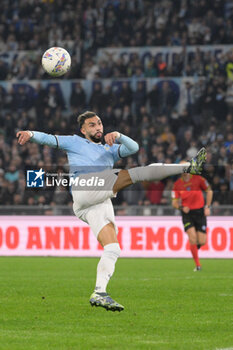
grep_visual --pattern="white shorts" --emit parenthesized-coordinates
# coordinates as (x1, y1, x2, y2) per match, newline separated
(73, 198, 118, 238)
(72, 169, 120, 237)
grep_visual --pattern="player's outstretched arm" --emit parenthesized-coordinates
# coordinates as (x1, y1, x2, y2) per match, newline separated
(17, 130, 58, 148)
(17, 130, 78, 151)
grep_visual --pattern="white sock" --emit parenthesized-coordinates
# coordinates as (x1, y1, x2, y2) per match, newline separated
(95, 243, 121, 293)
(128, 163, 190, 183)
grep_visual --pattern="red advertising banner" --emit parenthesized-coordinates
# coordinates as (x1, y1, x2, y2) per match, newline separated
(0, 216, 233, 258)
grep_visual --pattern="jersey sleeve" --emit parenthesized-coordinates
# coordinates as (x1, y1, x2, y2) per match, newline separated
(110, 144, 121, 163)
(56, 135, 83, 151)
(118, 134, 139, 157)
(199, 176, 210, 191)
(31, 132, 82, 152)
(31, 131, 58, 147)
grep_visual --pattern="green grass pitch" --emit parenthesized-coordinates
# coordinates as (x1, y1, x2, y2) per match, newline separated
(0, 257, 232, 350)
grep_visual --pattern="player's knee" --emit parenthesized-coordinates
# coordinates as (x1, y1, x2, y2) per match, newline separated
(104, 243, 121, 260)
(113, 169, 132, 193)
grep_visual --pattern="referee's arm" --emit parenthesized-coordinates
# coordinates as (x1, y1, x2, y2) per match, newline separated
(172, 198, 182, 210)
(204, 186, 213, 215)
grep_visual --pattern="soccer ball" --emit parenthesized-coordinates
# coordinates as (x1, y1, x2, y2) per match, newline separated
(41, 47, 71, 77)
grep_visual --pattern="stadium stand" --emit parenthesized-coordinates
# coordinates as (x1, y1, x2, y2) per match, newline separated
(0, 0, 232, 212)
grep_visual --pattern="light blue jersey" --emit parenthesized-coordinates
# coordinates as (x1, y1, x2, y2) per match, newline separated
(31, 132, 139, 176)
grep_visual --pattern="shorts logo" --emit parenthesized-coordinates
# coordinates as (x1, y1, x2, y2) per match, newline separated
(27, 169, 45, 188)
(202, 225, 206, 231)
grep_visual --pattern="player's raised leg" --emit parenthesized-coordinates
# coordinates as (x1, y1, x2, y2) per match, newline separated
(113, 147, 207, 194)
(89, 222, 124, 312)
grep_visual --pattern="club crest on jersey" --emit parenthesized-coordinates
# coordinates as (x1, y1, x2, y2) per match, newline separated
(104, 145, 110, 151)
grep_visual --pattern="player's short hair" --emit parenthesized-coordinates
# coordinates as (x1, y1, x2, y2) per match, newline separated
(77, 111, 97, 129)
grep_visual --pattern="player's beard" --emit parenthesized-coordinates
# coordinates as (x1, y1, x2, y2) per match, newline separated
(89, 132, 103, 143)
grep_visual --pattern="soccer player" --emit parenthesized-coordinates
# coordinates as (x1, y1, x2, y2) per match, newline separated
(17, 111, 206, 311)
(172, 171, 213, 271)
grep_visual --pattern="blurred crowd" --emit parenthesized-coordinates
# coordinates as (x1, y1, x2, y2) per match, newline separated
(0, 0, 233, 210)
(0, 76, 233, 208)
(0, 0, 233, 80)
(0, 0, 232, 52)
(1, 46, 233, 81)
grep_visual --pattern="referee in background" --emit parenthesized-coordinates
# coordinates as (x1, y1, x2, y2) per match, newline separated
(172, 170, 213, 271)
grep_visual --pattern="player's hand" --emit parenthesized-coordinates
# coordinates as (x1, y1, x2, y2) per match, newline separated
(16, 131, 32, 145)
(182, 206, 190, 214)
(104, 131, 120, 146)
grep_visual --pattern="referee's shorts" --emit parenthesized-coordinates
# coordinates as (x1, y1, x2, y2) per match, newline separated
(182, 207, 207, 233)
